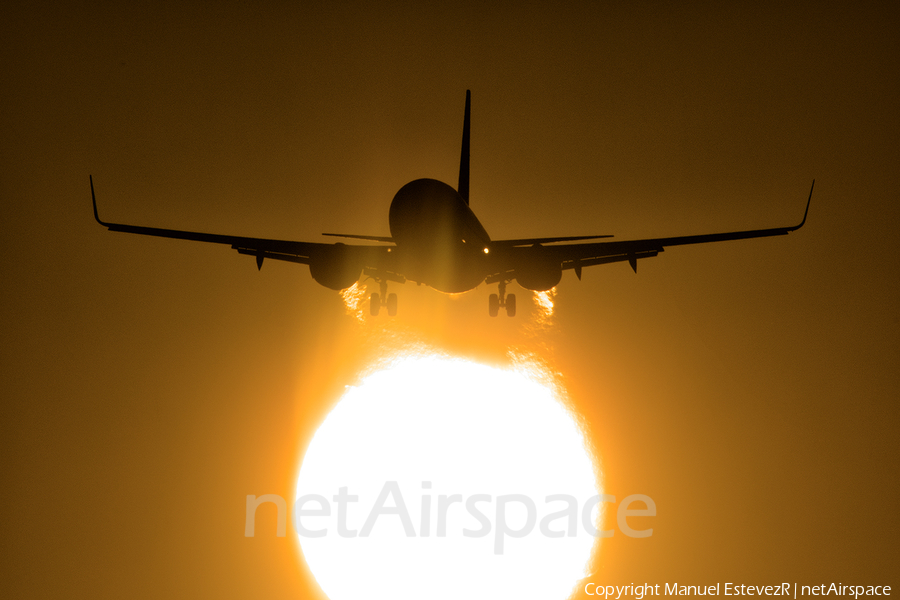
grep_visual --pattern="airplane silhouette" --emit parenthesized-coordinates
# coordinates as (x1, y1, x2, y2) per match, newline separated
(92, 91, 813, 317)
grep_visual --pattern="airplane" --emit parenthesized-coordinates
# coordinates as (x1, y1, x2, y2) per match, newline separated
(91, 90, 813, 317)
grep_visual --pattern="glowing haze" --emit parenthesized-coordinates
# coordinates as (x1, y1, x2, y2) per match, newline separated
(295, 355, 600, 600)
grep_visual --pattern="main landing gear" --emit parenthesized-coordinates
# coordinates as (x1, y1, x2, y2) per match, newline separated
(370, 278, 397, 317)
(489, 279, 516, 317)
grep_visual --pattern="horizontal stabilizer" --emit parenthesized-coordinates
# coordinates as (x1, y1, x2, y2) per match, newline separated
(322, 232, 394, 243)
(491, 234, 614, 246)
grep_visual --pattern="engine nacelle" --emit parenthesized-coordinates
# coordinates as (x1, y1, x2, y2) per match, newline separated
(308, 246, 361, 290)
(514, 248, 562, 291)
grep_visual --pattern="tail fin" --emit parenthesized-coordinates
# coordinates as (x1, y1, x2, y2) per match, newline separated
(458, 90, 471, 205)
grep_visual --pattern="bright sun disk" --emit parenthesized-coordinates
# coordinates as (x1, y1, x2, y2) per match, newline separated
(295, 354, 600, 600)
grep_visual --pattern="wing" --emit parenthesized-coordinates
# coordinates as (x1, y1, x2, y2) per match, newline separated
(90, 177, 393, 283)
(489, 181, 814, 281)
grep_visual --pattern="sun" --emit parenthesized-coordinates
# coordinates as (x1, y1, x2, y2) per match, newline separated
(295, 355, 600, 600)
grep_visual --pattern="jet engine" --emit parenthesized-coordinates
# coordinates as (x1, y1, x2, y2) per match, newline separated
(514, 247, 562, 291)
(308, 246, 361, 290)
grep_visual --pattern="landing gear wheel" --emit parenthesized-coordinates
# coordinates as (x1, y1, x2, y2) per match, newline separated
(506, 293, 516, 317)
(370, 293, 380, 316)
(488, 294, 499, 317)
(386, 293, 398, 317)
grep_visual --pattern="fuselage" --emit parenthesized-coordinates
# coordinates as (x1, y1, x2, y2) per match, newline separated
(388, 178, 493, 293)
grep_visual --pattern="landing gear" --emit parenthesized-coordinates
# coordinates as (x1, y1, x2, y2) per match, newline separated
(369, 279, 398, 317)
(386, 292, 398, 316)
(489, 279, 516, 317)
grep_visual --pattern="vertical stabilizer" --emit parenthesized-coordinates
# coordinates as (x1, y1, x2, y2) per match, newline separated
(458, 90, 471, 205)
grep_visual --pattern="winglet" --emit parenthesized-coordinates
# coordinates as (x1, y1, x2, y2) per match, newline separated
(90, 175, 110, 227)
(458, 90, 471, 205)
(788, 179, 814, 232)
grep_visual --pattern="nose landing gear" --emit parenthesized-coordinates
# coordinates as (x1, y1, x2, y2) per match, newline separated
(489, 279, 516, 317)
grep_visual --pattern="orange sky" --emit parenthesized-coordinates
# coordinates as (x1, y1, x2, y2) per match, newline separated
(1, 1, 898, 598)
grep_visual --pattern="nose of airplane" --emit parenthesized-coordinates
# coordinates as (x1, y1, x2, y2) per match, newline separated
(388, 178, 463, 246)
